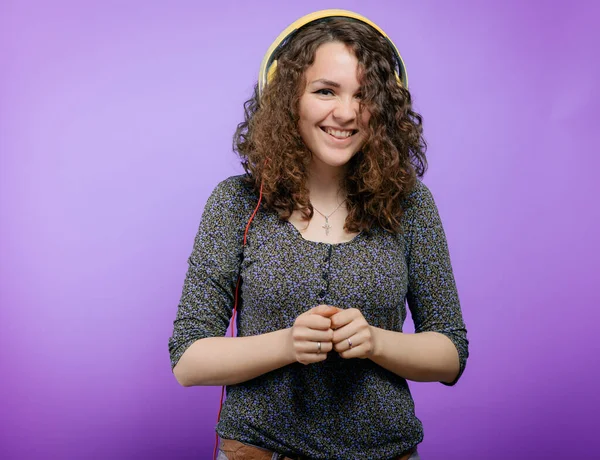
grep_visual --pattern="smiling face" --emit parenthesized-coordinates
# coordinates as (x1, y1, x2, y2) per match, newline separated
(298, 41, 370, 174)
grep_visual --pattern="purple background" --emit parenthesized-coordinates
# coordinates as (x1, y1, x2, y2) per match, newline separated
(1, 1, 598, 458)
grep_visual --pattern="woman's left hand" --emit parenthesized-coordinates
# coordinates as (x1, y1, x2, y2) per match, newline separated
(330, 308, 377, 359)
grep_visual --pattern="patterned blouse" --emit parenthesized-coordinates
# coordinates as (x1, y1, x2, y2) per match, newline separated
(169, 174, 468, 460)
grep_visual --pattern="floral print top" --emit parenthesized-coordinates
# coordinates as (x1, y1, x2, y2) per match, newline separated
(169, 174, 468, 460)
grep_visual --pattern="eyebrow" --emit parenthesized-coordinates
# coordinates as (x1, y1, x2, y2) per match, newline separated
(309, 79, 341, 88)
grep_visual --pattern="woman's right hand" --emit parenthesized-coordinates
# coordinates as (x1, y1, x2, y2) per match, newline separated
(289, 304, 340, 365)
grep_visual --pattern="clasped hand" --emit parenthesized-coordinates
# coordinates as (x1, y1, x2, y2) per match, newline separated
(290, 304, 376, 365)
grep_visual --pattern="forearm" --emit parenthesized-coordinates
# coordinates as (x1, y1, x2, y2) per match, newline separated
(370, 328, 460, 384)
(173, 328, 295, 386)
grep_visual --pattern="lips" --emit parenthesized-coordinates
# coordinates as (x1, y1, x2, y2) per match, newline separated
(320, 127, 358, 140)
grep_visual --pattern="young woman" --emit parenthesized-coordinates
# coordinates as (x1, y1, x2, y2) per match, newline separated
(169, 10, 468, 460)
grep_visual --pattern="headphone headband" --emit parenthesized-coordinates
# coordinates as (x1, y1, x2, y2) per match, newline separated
(258, 9, 408, 96)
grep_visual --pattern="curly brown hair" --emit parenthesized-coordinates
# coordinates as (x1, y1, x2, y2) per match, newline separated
(233, 17, 427, 233)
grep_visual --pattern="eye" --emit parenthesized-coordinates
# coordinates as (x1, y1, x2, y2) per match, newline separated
(315, 88, 334, 96)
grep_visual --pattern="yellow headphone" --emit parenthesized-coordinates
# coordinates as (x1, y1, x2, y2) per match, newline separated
(258, 9, 408, 96)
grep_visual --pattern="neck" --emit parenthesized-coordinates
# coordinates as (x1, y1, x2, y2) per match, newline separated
(306, 162, 347, 209)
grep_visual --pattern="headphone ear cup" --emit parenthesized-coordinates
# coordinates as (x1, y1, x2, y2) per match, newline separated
(266, 60, 278, 86)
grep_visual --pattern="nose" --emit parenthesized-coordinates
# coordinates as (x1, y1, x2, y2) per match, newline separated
(332, 96, 358, 123)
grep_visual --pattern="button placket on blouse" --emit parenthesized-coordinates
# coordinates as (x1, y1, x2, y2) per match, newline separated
(319, 245, 333, 300)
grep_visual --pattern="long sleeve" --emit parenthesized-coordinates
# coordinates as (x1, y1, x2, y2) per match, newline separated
(168, 175, 256, 370)
(402, 180, 469, 386)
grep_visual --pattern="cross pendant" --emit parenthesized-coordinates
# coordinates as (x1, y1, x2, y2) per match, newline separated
(322, 218, 331, 236)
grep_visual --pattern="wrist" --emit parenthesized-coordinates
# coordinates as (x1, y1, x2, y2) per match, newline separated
(370, 326, 384, 359)
(282, 327, 297, 364)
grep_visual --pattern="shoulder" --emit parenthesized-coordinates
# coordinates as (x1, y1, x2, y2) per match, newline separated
(210, 174, 255, 200)
(200, 174, 259, 228)
(399, 179, 443, 235)
(206, 174, 258, 210)
(401, 179, 435, 214)
(198, 175, 259, 239)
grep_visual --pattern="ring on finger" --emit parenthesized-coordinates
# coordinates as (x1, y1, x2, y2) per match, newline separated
(317, 341, 322, 354)
(347, 337, 353, 349)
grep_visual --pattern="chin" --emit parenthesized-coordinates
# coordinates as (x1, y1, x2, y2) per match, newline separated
(313, 151, 359, 170)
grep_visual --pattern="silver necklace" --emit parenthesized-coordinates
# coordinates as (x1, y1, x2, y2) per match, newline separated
(312, 200, 346, 236)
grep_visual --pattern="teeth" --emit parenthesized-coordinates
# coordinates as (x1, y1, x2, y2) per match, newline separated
(325, 128, 353, 139)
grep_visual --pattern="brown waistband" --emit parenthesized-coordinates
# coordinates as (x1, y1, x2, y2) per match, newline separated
(219, 438, 416, 460)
